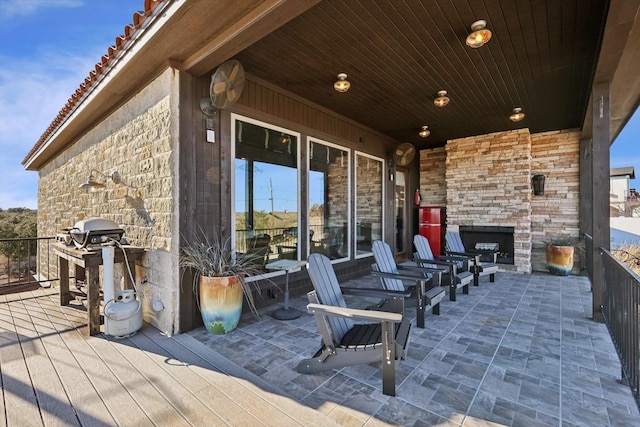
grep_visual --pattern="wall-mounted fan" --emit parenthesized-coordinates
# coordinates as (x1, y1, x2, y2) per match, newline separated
(393, 143, 416, 166)
(200, 59, 246, 116)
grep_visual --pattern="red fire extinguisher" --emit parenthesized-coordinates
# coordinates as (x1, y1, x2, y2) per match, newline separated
(414, 188, 421, 206)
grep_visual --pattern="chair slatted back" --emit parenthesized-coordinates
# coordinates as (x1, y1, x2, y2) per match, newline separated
(372, 240, 405, 291)
(307, 253, 353, 340)
(413, 235, 439, 269)
(445, 231, 466, 253)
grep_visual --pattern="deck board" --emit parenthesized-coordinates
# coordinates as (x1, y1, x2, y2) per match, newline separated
(11, 292, 81, 427)
(27, 291, 116, 427)
(0, 287, 337, 427)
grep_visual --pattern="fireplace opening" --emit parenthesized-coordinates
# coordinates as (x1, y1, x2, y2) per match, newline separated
(459, 226, 515, 265)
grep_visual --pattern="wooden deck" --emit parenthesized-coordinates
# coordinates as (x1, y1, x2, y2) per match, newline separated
(0, 287, 337, 426)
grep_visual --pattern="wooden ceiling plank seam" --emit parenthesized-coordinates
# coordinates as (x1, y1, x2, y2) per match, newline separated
(441, 0, 508, 117)
(511, 0, 546, 123)
(461, 0, 518, 116)
(392, 0, 493, 115)
(484, 0, 531, 116)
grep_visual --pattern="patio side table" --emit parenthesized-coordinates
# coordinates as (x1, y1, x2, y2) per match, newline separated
(265, 259, 306, 320)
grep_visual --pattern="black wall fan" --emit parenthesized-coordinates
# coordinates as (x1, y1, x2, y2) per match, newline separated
(393, 143, 416, 166)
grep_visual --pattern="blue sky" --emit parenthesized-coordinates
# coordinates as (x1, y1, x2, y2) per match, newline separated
(0, 0, 638, 209)
(0, 0, 139, 209)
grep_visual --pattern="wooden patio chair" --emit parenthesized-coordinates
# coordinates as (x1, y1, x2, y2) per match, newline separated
(297, 253, 412, 396)
(371, 240, 445, 329)
(245, 234, 272, 268)
(445, 231, 499, 286)
(413, 234, 474, 301)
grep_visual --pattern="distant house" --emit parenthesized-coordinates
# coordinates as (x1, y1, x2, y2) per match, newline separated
(610, 167, 637, 216)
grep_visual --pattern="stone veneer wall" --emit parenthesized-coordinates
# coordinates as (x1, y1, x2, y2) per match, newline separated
(446, 129, 533, 273)
(419, 146, 446, 205)
(530, 130, 581, 273)
(38, 68, 179, 334)
(419, 128, 581, 274)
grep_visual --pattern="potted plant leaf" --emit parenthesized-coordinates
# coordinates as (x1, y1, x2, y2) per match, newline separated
(544, 236, 583, 276)
(180, 230, 266, 334)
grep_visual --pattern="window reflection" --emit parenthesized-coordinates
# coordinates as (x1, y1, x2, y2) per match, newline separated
(234, 118, 299, 270)
(355, 153, 383, 255)
(308, 140, 350, 260)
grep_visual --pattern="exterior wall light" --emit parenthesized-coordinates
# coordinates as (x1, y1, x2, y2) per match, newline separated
(79, 170, 120, 190)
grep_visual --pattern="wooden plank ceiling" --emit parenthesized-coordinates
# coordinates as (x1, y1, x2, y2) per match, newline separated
(233, 0, 609, 148)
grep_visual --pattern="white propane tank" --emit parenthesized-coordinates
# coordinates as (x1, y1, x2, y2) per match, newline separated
(104, 290, 142, 338)
(102, 246, 142, 338)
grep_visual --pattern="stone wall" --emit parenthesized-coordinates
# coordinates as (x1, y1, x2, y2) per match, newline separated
(418, 128, 581, 274)
(530, 130, 581, 272)
(38, 68, 180, 334)
(418, 146, 446, 206)
(446, 129, 532, 273)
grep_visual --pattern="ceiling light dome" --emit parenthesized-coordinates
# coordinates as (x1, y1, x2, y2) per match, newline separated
(434, 90, 450, 107)
(419, 126, 430, 138)
(334, 73, 350, 92)
(509, 107, 525, 122)
(466, 20, 492, 48)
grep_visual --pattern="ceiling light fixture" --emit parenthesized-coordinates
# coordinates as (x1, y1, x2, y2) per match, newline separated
(466, 20, 492, 48)
(333, 73, 351, 92)
(434, 90, 450, 107)
(509, 107, 525, 122)
(419, 125, 431, 138)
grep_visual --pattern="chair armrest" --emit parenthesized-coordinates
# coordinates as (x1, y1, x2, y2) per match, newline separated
(435, 254, 469, 263)
(413, 257, 454, 270)
(307, 303, 402, 323)
(341, 286, 412, 299)
(445, 251, 481, 265)
(371, 270, 432, 285)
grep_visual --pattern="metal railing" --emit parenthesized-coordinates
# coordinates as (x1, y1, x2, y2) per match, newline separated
(600, 246, 640, 409)
(0, 237, 57, 290)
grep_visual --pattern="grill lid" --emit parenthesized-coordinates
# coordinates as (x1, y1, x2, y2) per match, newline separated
(70, 218, 124, 249)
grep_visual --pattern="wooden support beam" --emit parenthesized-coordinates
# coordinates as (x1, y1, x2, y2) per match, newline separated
(591, 82, 611, 323)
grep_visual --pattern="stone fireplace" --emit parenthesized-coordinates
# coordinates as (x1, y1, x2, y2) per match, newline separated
(419, 129, 581, 274)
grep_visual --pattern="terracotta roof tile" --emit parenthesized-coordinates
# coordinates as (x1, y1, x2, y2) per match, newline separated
(22, 0, 166, 166)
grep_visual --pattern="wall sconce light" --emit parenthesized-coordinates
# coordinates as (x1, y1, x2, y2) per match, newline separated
(466, 20, 492, 48)
(79, 170, 120, 190)
(509, 107, 525, 122)
(532, 174, 545, 195)
(434, 90, 450, 107)
(333, 73, 351, 92)
(419, 125, 431, 138)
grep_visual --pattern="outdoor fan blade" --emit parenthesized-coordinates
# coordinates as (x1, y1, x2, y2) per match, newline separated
(207, 59, 245, 110)
(212, 81, 227, 94)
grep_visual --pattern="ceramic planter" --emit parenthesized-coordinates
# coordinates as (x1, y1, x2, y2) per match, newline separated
(199, 275, 243, 334)
(546, 245, 574, 276)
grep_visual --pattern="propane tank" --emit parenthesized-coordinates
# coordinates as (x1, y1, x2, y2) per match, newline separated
(102, 246, 142, 338)
(104, 290, 142, 338)
(414, 188, 421, 206)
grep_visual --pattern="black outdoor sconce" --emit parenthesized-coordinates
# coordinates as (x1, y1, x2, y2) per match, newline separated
(532, 174, 545, 196)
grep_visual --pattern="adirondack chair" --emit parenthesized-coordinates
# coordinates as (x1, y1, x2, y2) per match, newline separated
(445, 231, 499, 286)
(297, 253, 412, 396)
(413, 234, 474, 302)
(371, 240, 446, 329)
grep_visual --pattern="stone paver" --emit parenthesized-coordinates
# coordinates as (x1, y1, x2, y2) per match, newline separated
(190, 271, 640, 426)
